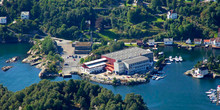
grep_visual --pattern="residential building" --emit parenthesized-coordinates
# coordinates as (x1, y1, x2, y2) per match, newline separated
(102, 47, 153, 75)
(213, 38, 220, 47)
(21, 11, 29, 19)
(203, 39, 211, 45)
(217, 85, 220, 92)
(167, 10, 177, 19)
(164, 38, 173, 45)
(148, 39, 155, 46)
(195, 67, 208, 76)
(210, 38, 216, 45)
(136, 40, 143, 46)
(0, 17, 6, 24)
(73, 42, 92, 54)
(186, 38, 191, 44)
(194, 38, 202, 45)
(133, 0, 143, 6)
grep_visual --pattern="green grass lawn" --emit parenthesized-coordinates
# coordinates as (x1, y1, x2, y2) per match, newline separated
(214, 33, 218, 38)
(156, 17, 165, 22)
(96, 29, 118, 41)
(125, 43, 137, 47)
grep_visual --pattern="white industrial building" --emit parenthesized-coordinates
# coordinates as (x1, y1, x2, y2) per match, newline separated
(81, 58, 107, 74)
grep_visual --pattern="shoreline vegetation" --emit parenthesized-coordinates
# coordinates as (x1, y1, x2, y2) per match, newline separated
(184, 55, 220, 79)
(0, 79, 148, 110)
(22, 36, 64, 78)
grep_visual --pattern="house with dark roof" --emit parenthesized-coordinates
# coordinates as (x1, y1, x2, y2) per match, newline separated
(73, 42, 92, 54)
(136, 40, 143, 47)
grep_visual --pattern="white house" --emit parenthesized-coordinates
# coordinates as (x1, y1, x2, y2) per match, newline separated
(210, 38, 215, 45)
(21, 11, 30, 19)
(167, 10, 177, 19)
(186, 38, 191, 44)
(148, 39, 155, 46)
(195, 67, 208, 76)
(194, 38, 202, 45)
(213, 38, 220, 47)
(0, 17, 7, 24)
(164, 38, 173, 45)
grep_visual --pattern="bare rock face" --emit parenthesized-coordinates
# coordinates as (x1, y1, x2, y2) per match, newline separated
(2, 66, 13, 71)
(6, 56, 18, 63)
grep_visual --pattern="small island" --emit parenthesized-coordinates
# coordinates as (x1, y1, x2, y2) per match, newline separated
(185, 55, 220, 78)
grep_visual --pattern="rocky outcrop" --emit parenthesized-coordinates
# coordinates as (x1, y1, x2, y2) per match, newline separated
(22, 39, 63, 78)
(6, 56, 18, 63)
(2, 66, 13, 71)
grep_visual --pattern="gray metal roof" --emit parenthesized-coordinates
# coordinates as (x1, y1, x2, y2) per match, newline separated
(103, 47, 152, 61)
(123, 56, 149, 65)
(164, 38, 173, 42)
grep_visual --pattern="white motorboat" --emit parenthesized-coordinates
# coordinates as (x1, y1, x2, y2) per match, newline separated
(175, 56, 179, 62)
(155, 77, 160, 80)
(192, 73, 204, 78)
(179, 56, 183, 62)
(169, 56, 173, 62)
(206, 89, 216, 94)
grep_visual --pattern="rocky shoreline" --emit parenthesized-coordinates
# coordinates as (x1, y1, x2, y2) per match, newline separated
(22, 39, 63, 78)
(77, 72, 150, 86)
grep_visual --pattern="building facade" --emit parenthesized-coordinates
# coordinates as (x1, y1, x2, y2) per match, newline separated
(186, 38, 191, 44)
(164, 38, 173, 45)
(73, 42, 92, 54)
(102, 47, 153, 75)
(148, 39, 155, 46)
(21, 11, 29, 19)
(167, 10, 177, 19)
(194, 38, 202, 45)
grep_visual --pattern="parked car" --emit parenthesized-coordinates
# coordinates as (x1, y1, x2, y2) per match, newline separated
(79, 56, 81, 58)
(64, 63, 68, 66)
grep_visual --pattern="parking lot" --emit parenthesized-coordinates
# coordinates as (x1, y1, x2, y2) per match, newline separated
(53, 37, 88, 75)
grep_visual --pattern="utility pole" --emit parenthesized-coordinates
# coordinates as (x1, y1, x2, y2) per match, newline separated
(86, 20, 93, 43)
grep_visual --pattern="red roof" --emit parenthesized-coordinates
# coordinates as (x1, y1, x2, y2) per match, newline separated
(106, 66, 114, 72)
(204, 39, 210, 42)
(194, 38, 202, 42)
(170, 10, 174, 14)
(210, 38, 215, 41)
(137, 40, 143, 43)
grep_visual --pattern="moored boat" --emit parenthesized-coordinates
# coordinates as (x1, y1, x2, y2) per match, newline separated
(179, 56, 183, 62)
(175, 56, 179, 62)
(169, 56, 173, 62)
(192, 73, 203, 78)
